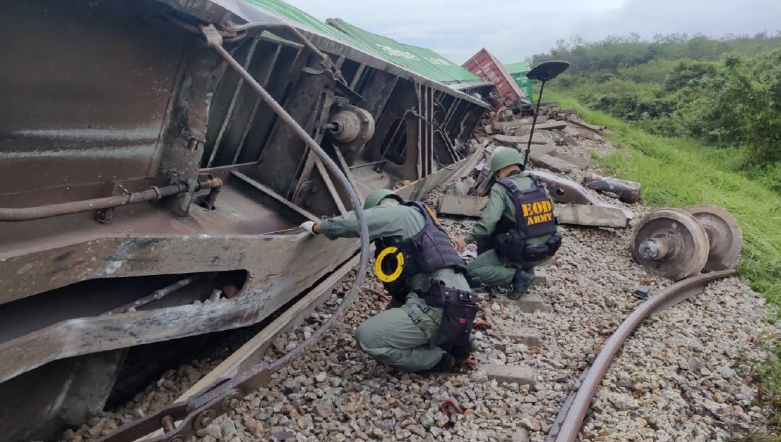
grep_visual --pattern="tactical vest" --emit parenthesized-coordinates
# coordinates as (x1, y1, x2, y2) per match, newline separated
(373, 202, 467, 300)
(495, 175, 557, 238)
(484, 174, 561, 263)
(374, 203, 478, 358)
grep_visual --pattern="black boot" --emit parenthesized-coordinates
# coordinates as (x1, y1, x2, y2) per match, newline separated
(429, 352, 454, 372)
(451, 333, 479, 360)
(508, 268, 535, 300)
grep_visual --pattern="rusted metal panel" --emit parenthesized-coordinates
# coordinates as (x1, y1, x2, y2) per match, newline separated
(0, 0, 490, 439)
(0, 230, 360, 382)
(0, 0, 191, 196)
(0, 350, 125, 442)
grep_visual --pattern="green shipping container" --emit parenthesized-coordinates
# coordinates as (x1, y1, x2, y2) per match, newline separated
(504, 61, 533, 103)
(243, 0, 483, 88)
(327, 18, 481, 85)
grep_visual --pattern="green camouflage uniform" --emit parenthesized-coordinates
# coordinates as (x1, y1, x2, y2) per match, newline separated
(320, 204, 470, 372)
(464, 173, 553, 287)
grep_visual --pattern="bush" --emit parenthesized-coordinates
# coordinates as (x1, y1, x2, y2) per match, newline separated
(535, 36, 781, 170)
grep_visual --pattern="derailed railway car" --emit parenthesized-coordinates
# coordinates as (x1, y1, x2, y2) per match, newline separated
(0, 0, 489, 440)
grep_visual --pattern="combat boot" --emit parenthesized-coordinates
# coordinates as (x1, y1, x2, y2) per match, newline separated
(508, 268, 534, 300)
(451, 334, 478, 360)
(429, 352, 454, 372)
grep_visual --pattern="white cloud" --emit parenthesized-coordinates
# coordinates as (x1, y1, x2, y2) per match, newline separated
(282, 0, 781, 65)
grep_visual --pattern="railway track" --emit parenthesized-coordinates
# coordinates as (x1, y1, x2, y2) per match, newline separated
(66, 180, 772, 442)
(546, 270, 734, 442)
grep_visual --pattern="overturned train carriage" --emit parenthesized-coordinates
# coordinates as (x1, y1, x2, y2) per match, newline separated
(0, 0, 488, 440)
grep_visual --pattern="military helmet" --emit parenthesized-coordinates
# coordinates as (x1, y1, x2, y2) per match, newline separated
(363, 188, 404, 209)
(490, 147, 525, 173)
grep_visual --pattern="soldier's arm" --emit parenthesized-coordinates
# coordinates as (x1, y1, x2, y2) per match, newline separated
(464, 187, 505, 244)
(317, 206, 407, 241)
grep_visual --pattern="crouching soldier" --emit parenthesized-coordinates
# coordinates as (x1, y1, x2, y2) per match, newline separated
(457, 148, 561, 299)
(300, 189, 478, 373)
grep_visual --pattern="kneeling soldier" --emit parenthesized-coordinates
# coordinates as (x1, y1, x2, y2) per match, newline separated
(301, 189, 477, 372)
(457, 148, 561, 299)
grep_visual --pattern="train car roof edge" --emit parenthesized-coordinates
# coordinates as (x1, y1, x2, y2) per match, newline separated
(153, 0, 490, 109)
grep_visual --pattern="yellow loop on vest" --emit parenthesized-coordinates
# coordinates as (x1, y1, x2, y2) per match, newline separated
(375, 246, 405, 283)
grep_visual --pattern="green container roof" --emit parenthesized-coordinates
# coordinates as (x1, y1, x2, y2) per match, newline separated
(326, 18, 481, 85)
(504, 61, 531, 76)
(240, 0, 484, 87)
(242, 0, 375, 53)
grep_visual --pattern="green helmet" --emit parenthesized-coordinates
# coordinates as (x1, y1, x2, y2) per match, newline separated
(490, 147, 524, 173)
(363, 188, 403, 209)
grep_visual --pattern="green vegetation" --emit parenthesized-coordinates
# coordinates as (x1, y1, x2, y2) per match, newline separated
(531, 33, 781, 185)
(528, 32, 781, 434)
(548, 92, 781, 301)
(544, 90, 781, 435)
(527, 31, 781, 301)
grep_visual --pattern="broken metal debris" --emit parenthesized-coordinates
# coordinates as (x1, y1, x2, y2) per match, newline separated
(630, 205, 742, 281)
(0, 0, 488, 439)
(554, 204, 629, 229)
(529, 171, 634, 221)
(436, 110, 633, 229)
(633, 285, 650, 300)
(582, 171, 642, 204)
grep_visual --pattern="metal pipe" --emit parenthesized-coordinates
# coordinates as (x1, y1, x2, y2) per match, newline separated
(523, 79, 547, 168)
(231, 23, 333, 71)
(103, 275, 206, 315)
(553, 269, 734, 442)
(97, 26, 370, 442)
(199, 25, 370, 369)
(0, 178, 222, 222)
(203, 182, 222, 210)
(348, 160, 387, 170)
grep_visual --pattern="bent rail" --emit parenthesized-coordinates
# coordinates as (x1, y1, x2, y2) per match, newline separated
(549, 269, 735, 442)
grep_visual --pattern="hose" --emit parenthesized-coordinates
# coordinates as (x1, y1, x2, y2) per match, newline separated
(200, 24, 370, 372)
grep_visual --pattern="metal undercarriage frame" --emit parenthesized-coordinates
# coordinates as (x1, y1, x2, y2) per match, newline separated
(0, 1, 489, 441)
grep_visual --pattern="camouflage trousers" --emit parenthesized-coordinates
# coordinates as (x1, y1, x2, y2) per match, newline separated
(467, 249, 544, 288)
(354, 293, 445, 372)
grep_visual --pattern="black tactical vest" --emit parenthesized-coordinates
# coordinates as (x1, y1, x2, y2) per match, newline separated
(480, 174, 561, 263)
(495, 175, 557, 239)
(373, 202, 467, 295)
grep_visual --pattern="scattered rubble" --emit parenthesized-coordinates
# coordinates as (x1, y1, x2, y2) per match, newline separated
(529, 153, 572, 174)
(60, 116, 779, 442)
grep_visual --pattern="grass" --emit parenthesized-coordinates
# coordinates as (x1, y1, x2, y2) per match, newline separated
(547, 92, 781, 302)
(545, 92, 781, 435)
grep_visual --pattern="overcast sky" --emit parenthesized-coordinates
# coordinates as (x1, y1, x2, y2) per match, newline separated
(283, 0, 781, 65)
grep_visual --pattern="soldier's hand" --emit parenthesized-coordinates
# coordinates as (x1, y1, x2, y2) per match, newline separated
(300, 221, 319, 235)
(456, 236, 467, 252)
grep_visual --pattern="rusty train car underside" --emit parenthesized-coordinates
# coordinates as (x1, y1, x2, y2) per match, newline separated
(0, 1, 488, 440)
